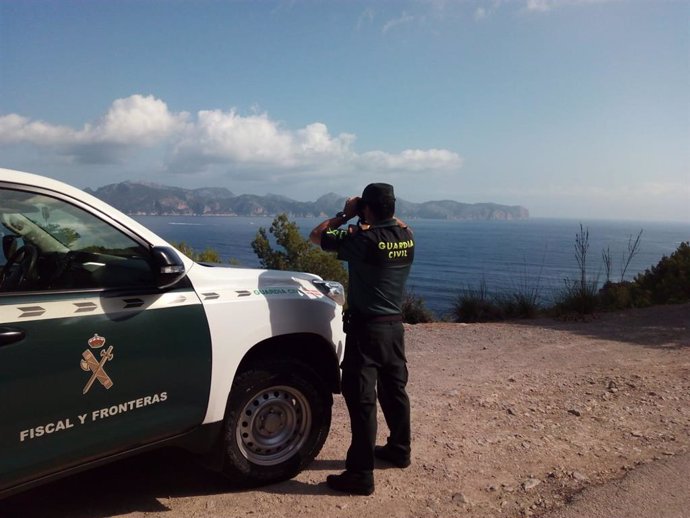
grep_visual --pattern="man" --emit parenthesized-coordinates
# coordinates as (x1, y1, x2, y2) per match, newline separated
(309, 183, 414, 496)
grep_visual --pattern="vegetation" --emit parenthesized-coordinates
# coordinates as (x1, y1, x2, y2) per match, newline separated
(251, 213, 348, 288)
(505, 257, 545, 319)
(634, 241, 690, 304)
(549, 221, 689, 316)
(452, 278, 542, 323)
(453, 280, 502, 323)
(45, 223, 80, 246)
(401, 290, 435, 324)
(600, 241, 690, 308)
(551, 224, 600, 316)
(602, 229, 643, 283)
(496, 291, 542, 319)
(453, 228, 688, 322)
(172, 241, 239, 265)
(551, 277, 600, 316)
(552, 227, 689, 316)
(175, 218, 689, 324)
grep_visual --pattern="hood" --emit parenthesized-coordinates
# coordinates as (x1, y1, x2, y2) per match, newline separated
(185, 263, 326, 299)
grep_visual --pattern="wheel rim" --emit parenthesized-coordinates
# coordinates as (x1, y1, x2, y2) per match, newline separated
(236, 385, 312, 466)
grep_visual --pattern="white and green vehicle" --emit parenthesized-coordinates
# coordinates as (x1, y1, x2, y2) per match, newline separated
(0, 167, 346, 497)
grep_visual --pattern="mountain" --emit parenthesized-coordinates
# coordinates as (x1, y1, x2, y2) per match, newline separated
(85, 181, 528, 220)
(84, 181, 237, 215)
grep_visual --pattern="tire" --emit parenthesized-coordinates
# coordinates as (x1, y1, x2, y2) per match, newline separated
(222, 360, 332, 485)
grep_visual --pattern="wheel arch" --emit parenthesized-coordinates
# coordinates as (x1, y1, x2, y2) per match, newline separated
(217, 333, 338, 484)
(236, 332, 341, 396)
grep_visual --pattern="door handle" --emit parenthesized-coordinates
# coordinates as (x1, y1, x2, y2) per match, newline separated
(0, 326, 25, 346)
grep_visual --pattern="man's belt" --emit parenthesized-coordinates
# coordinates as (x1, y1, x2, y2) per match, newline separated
(347, 312, 403, 323)
(368, 314, 403, 323)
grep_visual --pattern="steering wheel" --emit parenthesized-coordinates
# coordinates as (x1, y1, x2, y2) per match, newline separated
(0, 244, 39, 290)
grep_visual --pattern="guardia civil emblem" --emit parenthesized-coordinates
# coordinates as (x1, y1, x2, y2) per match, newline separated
(80, 334, 114, 394)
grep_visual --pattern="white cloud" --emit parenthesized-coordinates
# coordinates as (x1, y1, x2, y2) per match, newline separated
(0, 94, 463, 179)
(526, 0, 551, 11)
(474, 7, 488, 20)
(418, 0, 620, 19)
(0, 114, 76, 145)
(358, 149, 463, 172)
(172, 109, 295, 167)
(0, 95, 186, 163)
(87, 94, 187, 145)
(0, 94, 184, 147)
(297, 123, 356, 161)
(356, 7, 376, 30)
(382, 12, 416, 34)
(468, 1, 503, 21)
(169, 111, 360, 173)
(525, 0, 620, 12)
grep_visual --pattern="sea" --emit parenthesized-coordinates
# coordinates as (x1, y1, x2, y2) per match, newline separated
(134, 215, 690, 318)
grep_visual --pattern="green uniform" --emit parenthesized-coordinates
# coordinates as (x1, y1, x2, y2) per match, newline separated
(322, 219, 414, 316)
(321, 218, 414, 475)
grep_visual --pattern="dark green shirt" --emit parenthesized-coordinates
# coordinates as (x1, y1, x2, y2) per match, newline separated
(321, 219, 414, 316)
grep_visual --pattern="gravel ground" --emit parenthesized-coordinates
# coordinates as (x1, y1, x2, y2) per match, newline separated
(2, 303, 689, 518)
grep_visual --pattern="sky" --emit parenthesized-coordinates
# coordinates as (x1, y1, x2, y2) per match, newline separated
(0, 0, 688, 222)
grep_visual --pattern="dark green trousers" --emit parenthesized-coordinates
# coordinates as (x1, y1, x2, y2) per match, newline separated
(341, 320, 410, 473)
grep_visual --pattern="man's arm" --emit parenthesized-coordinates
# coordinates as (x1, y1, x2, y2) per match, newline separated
(309, 197, 359, 246)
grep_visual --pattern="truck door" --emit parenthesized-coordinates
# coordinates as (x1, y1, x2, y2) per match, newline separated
(0, 186, 212, 491)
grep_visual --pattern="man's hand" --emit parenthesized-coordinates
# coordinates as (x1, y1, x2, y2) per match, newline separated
(343, 196, 360, 219)
(309, 195, 359, 246)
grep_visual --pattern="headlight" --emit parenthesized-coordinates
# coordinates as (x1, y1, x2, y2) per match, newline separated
(312, 280, 345, 306)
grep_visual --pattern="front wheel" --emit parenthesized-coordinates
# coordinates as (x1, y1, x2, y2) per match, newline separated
(222, 360, 332, 485)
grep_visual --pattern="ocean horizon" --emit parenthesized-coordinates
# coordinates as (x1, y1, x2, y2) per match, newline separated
(135, 215, 690, 317)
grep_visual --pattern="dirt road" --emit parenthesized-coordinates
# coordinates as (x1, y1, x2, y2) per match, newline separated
(546, 452, 690, 518)
(1, 304, 688, 518)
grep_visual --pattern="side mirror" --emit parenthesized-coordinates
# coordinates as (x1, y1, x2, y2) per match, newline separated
(151, 246, 186, 288)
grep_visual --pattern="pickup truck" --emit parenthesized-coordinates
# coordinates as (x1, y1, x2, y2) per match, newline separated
(0, 167, 346, 497)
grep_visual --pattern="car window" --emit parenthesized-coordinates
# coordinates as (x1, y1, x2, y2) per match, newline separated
(0, 188, 156, 292)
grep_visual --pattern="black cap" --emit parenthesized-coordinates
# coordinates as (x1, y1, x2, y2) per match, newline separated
(361, 183, 395, 205)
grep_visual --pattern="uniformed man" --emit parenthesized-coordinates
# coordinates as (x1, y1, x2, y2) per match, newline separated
(309, 183, 414, 496)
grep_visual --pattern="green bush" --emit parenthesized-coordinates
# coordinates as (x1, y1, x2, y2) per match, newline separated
(632, 241, 690, 305)
(596, 241, 689, 309)
(598, 281, 635, 309)
(552, 277, 600, 316)
(452, 281, 505, 323)
(551, 224, 600, 316)
(497, 292, 541, 319)
(402, 290, 435, 324)
(251, 213, 348, 288)
(172, 241, 234, 264)
(505, 266, 544, 318)
(451, 278, 545, 322)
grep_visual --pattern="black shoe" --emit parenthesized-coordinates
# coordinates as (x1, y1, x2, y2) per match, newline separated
(374, 445, 411, 468)
(326, 471, 375, 496)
